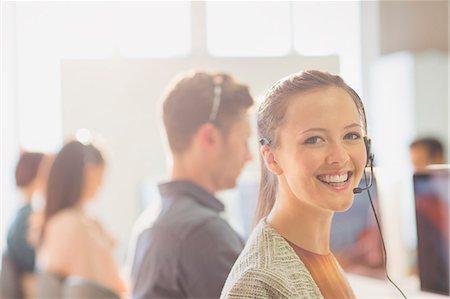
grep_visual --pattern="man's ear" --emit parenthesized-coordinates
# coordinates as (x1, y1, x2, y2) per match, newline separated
(261, 145, 283, 175)
(195, 123, 220, 149)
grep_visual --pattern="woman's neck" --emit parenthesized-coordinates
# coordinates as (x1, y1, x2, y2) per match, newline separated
(267, 189, 334, 255)
(171, 153, 217, 194)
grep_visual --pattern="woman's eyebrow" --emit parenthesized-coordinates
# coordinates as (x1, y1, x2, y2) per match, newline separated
(299, 123, 362, 135)
(344, 123, 362, 129)
(300, 128, 326, 135)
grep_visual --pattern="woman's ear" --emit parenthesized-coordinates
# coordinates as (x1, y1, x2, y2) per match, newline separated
(260, 145, 283, 175)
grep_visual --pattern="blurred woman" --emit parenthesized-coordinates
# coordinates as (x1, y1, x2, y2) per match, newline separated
(37, 141, 126, 297)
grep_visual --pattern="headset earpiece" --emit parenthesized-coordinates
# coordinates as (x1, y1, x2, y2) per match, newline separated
(363, 137, 373, 167)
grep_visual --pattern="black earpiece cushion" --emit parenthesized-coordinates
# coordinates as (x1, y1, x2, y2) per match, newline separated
(364, 137, 372, 167)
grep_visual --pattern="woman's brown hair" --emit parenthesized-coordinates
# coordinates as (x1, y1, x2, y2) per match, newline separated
(41, 141, 104, 240)
(253, 70, 367, 227)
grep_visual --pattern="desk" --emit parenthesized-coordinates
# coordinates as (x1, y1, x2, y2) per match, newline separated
(348, 274, 449, 298)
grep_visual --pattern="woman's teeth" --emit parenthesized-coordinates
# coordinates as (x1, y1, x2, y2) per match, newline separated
(317, 172, 349, 186)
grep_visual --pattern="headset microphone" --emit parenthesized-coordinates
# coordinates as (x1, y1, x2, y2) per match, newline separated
(353, 185, 369, 194)
(353, 153, 374, 194)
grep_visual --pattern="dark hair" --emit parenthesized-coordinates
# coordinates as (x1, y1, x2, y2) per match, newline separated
(42, 141, 104, 239)
(254, 70, 368, 226)
(162, 70, 254, 154)
(15, 152, 44, 188)
(410, 137, 444, 159)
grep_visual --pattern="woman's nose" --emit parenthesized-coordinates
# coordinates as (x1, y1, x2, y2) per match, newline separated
(325, 142, 350, 165)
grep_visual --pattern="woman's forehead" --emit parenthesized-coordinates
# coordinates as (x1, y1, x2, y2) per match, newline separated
(285, 87, 361, 126)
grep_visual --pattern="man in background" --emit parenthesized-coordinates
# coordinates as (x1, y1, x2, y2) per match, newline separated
(410, 137, 446, 171)
(130, 70, 254, 299)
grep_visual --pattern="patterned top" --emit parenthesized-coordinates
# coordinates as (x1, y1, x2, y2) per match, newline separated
(221, 219, 324, 299)
(287, 240, 356, 299)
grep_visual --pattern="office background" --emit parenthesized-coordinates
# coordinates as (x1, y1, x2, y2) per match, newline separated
(2, 0, 448, 284)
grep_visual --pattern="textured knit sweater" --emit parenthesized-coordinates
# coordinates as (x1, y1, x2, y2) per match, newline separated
(220, 219, 325, 299)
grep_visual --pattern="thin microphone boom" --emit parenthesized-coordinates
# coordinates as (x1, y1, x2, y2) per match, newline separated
(353, 154, 374, 194)
(353, 153, 408, 299)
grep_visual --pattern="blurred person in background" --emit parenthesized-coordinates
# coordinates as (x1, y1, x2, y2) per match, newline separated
(130, 70, 254, 299)
(36, 140, 127, 298)
(410, 137, 446, 172)
(2, 152, 45, 298)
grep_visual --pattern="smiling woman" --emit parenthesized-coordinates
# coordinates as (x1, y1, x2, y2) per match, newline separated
(273, 87, 367, 213)
(220, 70, 369, 299)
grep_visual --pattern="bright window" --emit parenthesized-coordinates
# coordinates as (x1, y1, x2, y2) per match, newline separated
(55, 2, 191, 59)
(206, 1, 291, 57)
(293, 1, 362, 92)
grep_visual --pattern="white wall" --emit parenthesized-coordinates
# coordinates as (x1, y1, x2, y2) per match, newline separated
(370, 50, 449, 279)
(414, 51, 449, 144)
(1, 1, 20, 251)
(14, 2, 65, 151)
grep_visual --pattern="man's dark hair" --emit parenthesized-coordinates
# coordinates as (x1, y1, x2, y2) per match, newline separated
(410, 137, 444, 159)
(162, 71, 254, 154)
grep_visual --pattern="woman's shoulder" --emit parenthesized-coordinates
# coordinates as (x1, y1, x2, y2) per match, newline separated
(47, 207, 81, 224)
(221, 265, 319, 299)
(38, 209, 87, 273)
(45, 208, 86, 239)
(221, 220, 323, 299)
(223, 220, 300, 285)
(220, 266, 288, 299)
(48, 208, 115, 249)
(242, 220, 300, 267)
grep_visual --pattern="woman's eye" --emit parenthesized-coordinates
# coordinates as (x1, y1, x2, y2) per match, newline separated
(304, 136, 324, 145)
(344, 132, 361, 140)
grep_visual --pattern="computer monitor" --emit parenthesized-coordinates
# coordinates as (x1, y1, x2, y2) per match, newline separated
(413, 165, 449, 295)
(331, 169, 385, 279)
